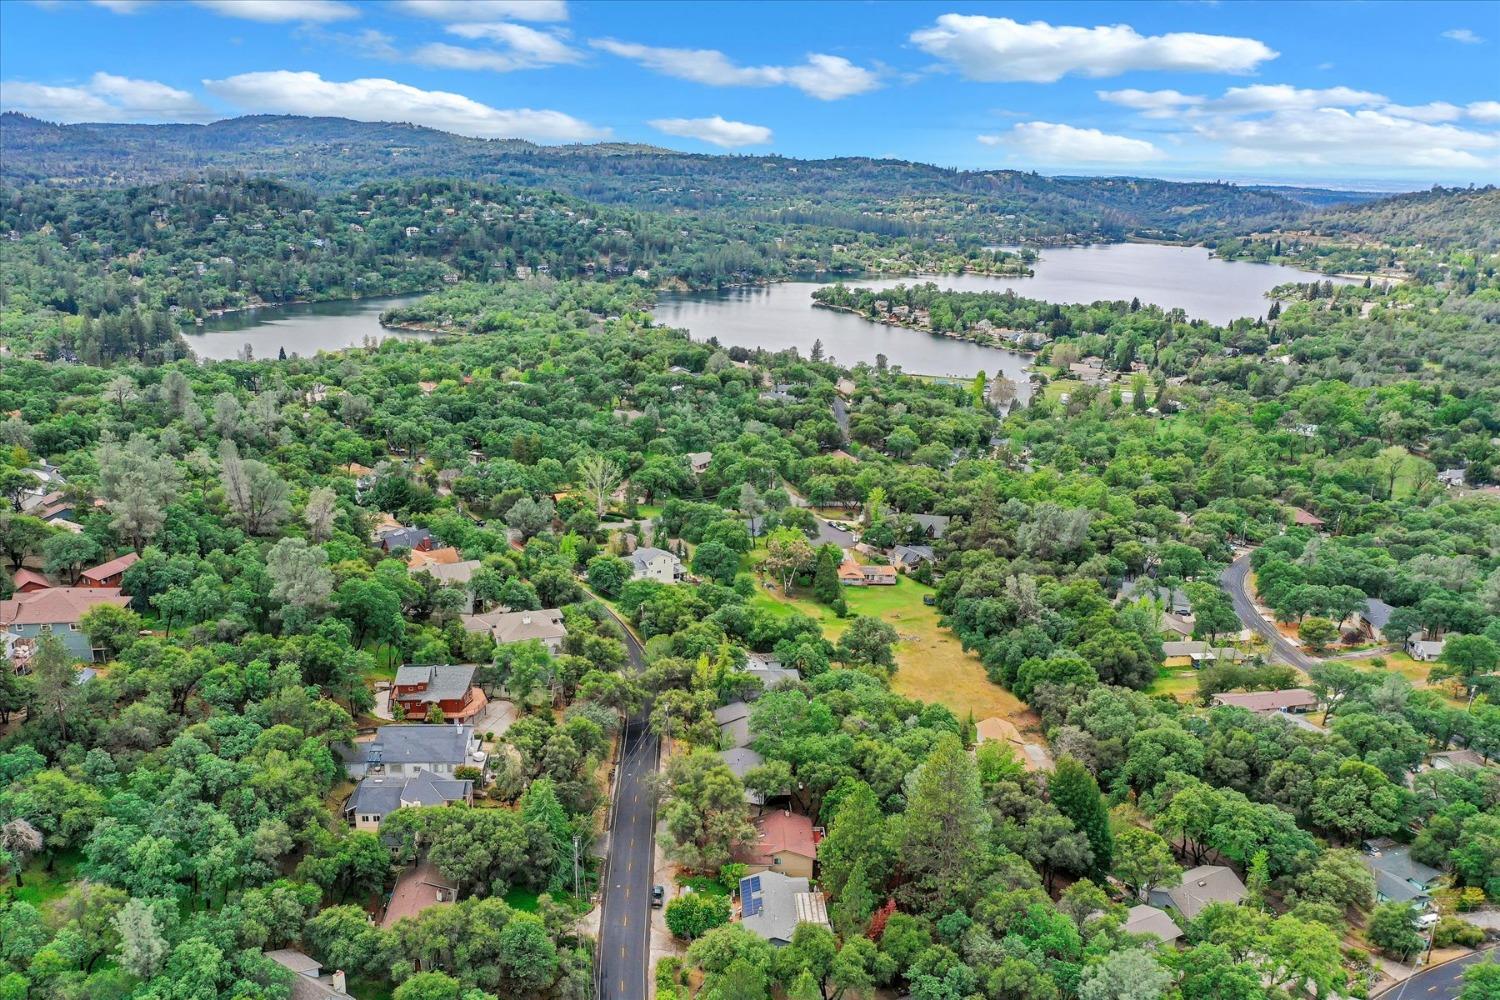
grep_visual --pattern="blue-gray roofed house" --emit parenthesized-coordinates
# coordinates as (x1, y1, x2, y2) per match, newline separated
(339, 724, 481, 780)
(345, 769, 473, 830)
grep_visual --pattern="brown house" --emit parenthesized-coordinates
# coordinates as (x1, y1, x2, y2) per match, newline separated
(390, 663, 486, 722)
(11, 569, 51, 593)
(734, 810, 820, 879)
(80, 552, 139, 589)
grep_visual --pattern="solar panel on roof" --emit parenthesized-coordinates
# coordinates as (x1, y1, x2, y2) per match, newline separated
(740, 876, 762, 917)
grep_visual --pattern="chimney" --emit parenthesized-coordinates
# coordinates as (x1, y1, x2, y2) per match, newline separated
(332, 970, 347, 995)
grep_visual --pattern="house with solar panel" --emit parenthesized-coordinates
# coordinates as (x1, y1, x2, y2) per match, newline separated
(733, 810, 820, 879)
(738, 871, 829, 946)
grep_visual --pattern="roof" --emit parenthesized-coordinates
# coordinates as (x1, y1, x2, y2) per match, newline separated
(1429, 749, 1493, 770)
(1290, 506, 1325, 527)
(1123, 905, 1182, 944)
(382, 860, 457, 929)
(265, 950, 344, 1000)
(909, 514, 951, 539)
(392, 664, 477, 703)
(1160, 612, 1194, 637)
(1163, 865, 1247, 920)
(411, 559, 482, 585)
(1162, 640, 1209, 658)
(687, 451, 712, 468)
(265, 950, 322, 976)
(739, 871, 828, 943)
(80, 551, 139, 582)
(1213, 688, 1318, 713)
(408, 546, 463, 568)
(0, 587, 130, 627)
(629, 546, 680, 569)
(1373, 870, 1431, 904)
(339, 724, 476, 768)
(735, 810, 818, 867)
(376, 526, 431, 550)
(744, 654, 800, 691)
(719, 747, 766, 805)
(1408, 633, 1445, 657)
(348, 770, 472, 815)
(716, 700, 752, 749)
(1364, 843, 1442, 889)
(1362, 598, 1395, 629)
(11, 569, 50, 590)
(891, 545, 935, 567)
(464, 608, 567, 645)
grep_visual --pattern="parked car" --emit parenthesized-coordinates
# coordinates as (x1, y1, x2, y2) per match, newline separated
(651, 885, 664, 908)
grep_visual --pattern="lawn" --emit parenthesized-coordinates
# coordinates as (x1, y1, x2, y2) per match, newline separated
(751, 572, 1024, 722)
(679, 875, 731, 897)
(1352, 652, 1468, 707)
(1043, 378, 1082, 402)
(5, 848, 83, 907)
(1149, 666, 1201, 703)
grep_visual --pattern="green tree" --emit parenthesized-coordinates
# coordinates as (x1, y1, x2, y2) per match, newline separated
(899, 733, 990, 912)
(665, 891, 731, 940)
(1049, 757, 1113, 878)
(1367, 902, 1424, 960)
(836, 616, 898, 672)
(1298, 617, 1339, 654)
(1113, 827, 1181, 901)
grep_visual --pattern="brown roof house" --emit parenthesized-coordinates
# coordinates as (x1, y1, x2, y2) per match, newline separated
(390, 663, 487, 723)
(462, 608, 567, 656)
(1, 587, 131, 667)
(734, 810, 820, 879)
(1212, 688, 1319, 715)
(79, 551, 139, 589)
(381, 860, 458, 929)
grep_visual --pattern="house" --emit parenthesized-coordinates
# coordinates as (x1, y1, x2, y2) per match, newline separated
(1, 587, 131, 664)
(382, 861, 457, 929)
(1118, 579, 1192, 616)
(909, 514, 951, 540)
(264, 949, 350, 999)
(1123, 904, 1182, 947)
(11, 569, 51, 593)
(1161, 640, 1208, 666)
(345, 770, 473, 831)
(1437, 468, 1466, 488)
(1360, 598, 1395, 640)
(734, 810, 820, 878)
(837, 557, 896, 586)
(1289, 506, 1326, 529)
(79, 552, 139, 589)
(1363, 839, 1442, 909)
(739, 872, 829, 946)
(1148, 865, 1247, 921)
(890, 545, 935, 571)
(1424, 749, 1494, 772)
(1407, 633, 1446, 662)
(21, 490, 78, 523)
(835, 378, 856, 398)
(374, 525, 433, 553)
(462, 608, 567, 655)
(719, 747, 767, 805)
(628, 547, 684, 584)
(744, 652, 800, 693)
(716, 701, 752, 749)
(687, 451, 713, 475)
(1212, 688, 1318, 715)
(338, 724, 482, 780)
(1160, 612, 1194, 638)
(390, 664, 487, 723)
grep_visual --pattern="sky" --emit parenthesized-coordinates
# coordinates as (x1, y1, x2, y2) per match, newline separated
(2, 0, 1498, 189)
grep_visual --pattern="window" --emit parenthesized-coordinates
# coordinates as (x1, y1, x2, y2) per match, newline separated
(69, 624, 80, 632)
(38, 624, 52, 633)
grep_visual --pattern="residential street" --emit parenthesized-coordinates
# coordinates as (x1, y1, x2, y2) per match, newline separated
(1373, 945, 1496, 999)
(594, 602, 658, 1000)
(1220, 551, 1320, 672)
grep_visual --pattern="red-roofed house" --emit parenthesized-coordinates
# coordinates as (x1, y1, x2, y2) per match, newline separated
(11, 570, 51, 594)
(1289, 506, 1325, 529)
(734, 810, 820, 878)
(80, 552, 140, 590)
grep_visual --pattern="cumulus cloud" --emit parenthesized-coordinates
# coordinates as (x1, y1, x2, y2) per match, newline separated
(648, 115, 772, 148)
(1096, 88, 1204, 117)
(982, 122, 1166, 163)
(591, 39, 880, 100)
(439, 22, 581, 64)
(1468, 101, 1500, 122)
(397, 0, 568, 22)
(1, 71, 214, 123)
(203, 70, 605, 142)
(192, 0, 357, 22)
(1441, 28, 1484, 44)
(910, 14, 1276, 82)
(1203, 107, 1499, 169)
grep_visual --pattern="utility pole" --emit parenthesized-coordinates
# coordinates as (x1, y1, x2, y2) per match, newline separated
(573, 834, 581, 899)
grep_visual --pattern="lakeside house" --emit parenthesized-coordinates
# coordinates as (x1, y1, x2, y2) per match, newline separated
(628, 546, 684, 584)
(739, 872, 829, 946)
(2, 587, 132, 665)
(461, 608, 567, 655)
(390, 663, 487, 723)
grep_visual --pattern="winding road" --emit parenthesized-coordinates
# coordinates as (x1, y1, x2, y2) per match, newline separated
(1220, 551, 1319, 672)
(1373, 945, 1496, 999)
(593, 602, 658, 1000)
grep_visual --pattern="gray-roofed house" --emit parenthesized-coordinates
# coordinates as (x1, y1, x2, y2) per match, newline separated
(687, 451, 713, 475)
(891, 545, 936, 571)
(264, 949, 350, 999)
(1407, 633, 1445, 662)
(716, 701, 752, 749)
(346, 769, 473, 831)
(629, 546, 684, 584)
(390, 663, 486, 723)
(339, 724, 481, 780)
(1148, 865, 1247, 921)
(719, 747, 766, 805)
(1118, 578, 1193, 616)
(1363, 839, 1442, 909)
(739, 871, 829, 946)
(909, 514, 951, 540)
(462, 608, 568, 655)
(744, 652, 800, 693)
(1123, 904, 1182, 946)
(375, 525, 433, 553)
(1361, 598, 1395, 640)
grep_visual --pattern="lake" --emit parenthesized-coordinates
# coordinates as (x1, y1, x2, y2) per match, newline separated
(185, 295, 428, 361)
(652, 243, 1347, 381)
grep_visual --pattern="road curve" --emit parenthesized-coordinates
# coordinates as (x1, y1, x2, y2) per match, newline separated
(1373, 945, 1496, 999)
(1220, 552, 1319, 673)
(593, 601, 658, 1000)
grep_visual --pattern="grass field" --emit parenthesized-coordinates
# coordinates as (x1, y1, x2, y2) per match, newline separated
(750, 571, 1024, 722)
(1149, 666, 1201, 703)
(1352, 651, 1468, 706)
(5, 849, 83, 907)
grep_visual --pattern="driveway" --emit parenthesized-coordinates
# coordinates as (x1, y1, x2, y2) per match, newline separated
(1220, 552, 1319, 672)
(472, 698, 518, 740)
(592, 599, 659, 1000)
(1373, 945, 1496, 999)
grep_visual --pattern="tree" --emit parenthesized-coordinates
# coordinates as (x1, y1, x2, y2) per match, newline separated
(812, 545, 844, 611)
(692, 541, 739, 586)
(0, 513, 51, 572)
(102, 374, 138, 417)
(665, 891, 731, 940)
(1113, 827, 1181, 901)
(836, 616, 898, 672)
(303, 485, 338, 542)
(657, 751, 755, 871)
(97, 434, 180, 552)
(1298, 617, 1339, 654)
(42, 532, 100, 585)
(1367, 902, 1424, 960)
(267, 538, 334, 612)
(0, 820, 42, 886)
(506, 496, 554, 540)
(393, 973, 465, 1000)
(1462, 957, 1500, 1000)
(333, 578, 404, 648)
(576, 453, 623, 520)
(1078, 948, 1172, 1000)
(114, 898, 168, 980)
(1292, 848, 1375, 913)
(1431, 633, 1498, 701)
(899, 733, 990, 911)
(1049, 757, 1113, 878)
(304, 904, 387, 978)
(79, 603, 142, 660)
(219, 440, 289, 535)
(28, 635, 78, 741)
(586, 555, 631, 597)
(763, 527, 814, 592)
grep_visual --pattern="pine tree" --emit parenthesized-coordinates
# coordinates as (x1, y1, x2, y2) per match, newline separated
(1048, 757, 1113, 878)
(899, 733, 990, 911)
(834, 858, 876, 939)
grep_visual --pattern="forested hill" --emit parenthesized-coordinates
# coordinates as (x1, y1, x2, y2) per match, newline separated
(1, 111, 1312, 243)
(1295, 185, 1500, 250)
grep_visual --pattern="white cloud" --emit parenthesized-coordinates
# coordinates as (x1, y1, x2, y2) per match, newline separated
(1378, 102, 1462, 123)
(1468, 100, 1500, 122)
(192, 0, 357, 22)
(648, 115, 772, 148)
(984, 122, 1166, 163)
(89, 0, 151, 11)
(443, 22, 581, 64)
(1442, 28, 1484, 44)
(1202, 107, 1499, 169)
(910, 14, 1276, 83)
(1207, 84, 1386, 113)
(203, 70, 606, 142)
(590, 39, 880, 100)
(397, 0, 568, 22)
(1097, 88, 1204, 118)
(1, 71, 214, 122)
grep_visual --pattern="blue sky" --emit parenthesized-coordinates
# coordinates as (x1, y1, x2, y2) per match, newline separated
(3, 0, 1498, 188)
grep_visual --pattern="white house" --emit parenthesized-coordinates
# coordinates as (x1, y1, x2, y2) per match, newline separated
(1407, 633, 1446, 662)
(629, 546, 684, 584)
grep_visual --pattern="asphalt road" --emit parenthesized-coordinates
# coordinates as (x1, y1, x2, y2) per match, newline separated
(1373, 945, 1496, 999)
(594, 602, 658, 1000)
(1220, 552, 1319, 672)
(831, 397, 850, 438)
